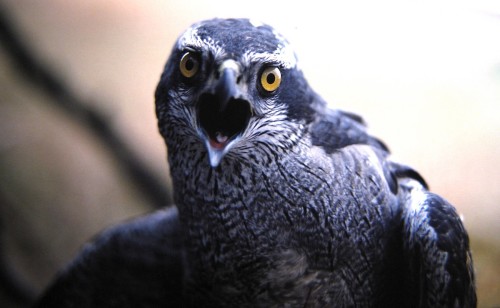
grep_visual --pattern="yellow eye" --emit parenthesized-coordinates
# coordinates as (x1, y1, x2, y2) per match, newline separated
(260, 66, 281, 92)
(179, 52, 199, 78)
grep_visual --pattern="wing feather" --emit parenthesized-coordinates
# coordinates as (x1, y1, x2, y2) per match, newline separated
(310, 108, 389, 154)
(401, 182, 476, 307)
(34, 207, 184, 307)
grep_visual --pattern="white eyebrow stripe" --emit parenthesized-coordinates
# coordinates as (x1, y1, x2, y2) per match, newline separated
(176, 25, 202, 49)
(242, 44, 297, 69)
(177, 21, 297, 69)
(177, 25, 226, 58)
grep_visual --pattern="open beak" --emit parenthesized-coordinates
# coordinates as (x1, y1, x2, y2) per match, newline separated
(196, 60, 252, 168)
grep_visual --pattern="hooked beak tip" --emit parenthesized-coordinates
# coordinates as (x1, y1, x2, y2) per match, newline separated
(208, 151, 224, 168)
(201, 132, 240, 168)
(206, 143, 227, 168)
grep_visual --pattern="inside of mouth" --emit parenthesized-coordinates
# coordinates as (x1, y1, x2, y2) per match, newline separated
(197, 93, 252, 148)
(208, 132, 229, 149)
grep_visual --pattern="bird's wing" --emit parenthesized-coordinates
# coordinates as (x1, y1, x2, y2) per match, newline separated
(310, 106, 475, 306)
(310, 107, 389, 154)
(34, 206, 184, 307)
(399, 178, 476, 307)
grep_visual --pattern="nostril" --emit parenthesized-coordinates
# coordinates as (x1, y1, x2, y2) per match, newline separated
(236, 75, 242, 84)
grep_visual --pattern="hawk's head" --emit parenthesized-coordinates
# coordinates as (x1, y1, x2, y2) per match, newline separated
(156, 18, 316, 168)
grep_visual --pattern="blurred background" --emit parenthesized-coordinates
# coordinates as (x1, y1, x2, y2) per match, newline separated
(0, 0, 498, 307)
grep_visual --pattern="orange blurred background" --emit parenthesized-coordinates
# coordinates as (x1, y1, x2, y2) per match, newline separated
(0, 1, 498, 306)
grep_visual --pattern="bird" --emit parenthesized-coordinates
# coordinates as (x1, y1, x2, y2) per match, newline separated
(35, 18, 476, 307)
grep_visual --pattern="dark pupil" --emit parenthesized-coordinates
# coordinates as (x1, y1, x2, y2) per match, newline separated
(185, 58, 194, 71)
(266, 73, 275, 84)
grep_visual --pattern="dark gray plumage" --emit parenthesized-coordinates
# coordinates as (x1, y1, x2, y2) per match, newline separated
(36, 18, 476, 307)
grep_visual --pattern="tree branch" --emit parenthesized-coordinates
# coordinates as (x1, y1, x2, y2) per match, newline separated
(0, 4, 171, 209)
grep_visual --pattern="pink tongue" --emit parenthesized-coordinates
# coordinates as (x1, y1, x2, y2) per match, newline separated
(209, 132, 228, 149)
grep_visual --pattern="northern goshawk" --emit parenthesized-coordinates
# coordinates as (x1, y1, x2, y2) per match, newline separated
(36, 18, 476, 307)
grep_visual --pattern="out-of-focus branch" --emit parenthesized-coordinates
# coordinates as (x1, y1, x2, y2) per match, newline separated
(0, 4, 172, 209)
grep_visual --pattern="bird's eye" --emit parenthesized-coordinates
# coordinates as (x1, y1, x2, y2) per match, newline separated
(260, 66, 281, 92)
(179, 52, 200, 78)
